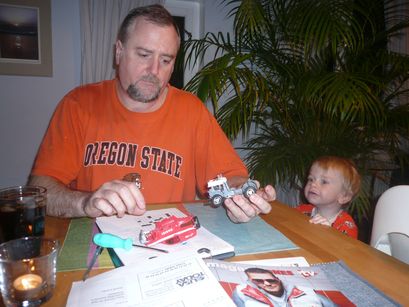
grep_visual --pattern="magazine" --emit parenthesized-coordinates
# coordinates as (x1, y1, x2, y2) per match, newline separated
(205, 259, 355, 307)
(236, 257, 310, 267)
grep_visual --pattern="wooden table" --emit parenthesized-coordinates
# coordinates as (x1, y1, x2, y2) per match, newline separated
(15, 201, 409, 306)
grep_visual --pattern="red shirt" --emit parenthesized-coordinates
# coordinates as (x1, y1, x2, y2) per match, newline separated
(296, 204, 358, 239)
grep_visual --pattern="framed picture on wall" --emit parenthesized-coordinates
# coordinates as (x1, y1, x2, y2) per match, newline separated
(0, 0, 52, 76)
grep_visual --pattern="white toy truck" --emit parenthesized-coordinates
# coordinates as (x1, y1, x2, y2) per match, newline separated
(207, 174, 258, 207)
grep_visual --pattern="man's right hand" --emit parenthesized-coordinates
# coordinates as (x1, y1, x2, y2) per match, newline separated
(82, 179, 146, 218)
(28, 175, 146, 218)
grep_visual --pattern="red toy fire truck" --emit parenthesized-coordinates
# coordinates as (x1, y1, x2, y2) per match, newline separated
(139, 215, 200, 246)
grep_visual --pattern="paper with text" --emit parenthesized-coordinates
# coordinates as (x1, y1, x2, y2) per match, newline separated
(67, 252, 235, 307)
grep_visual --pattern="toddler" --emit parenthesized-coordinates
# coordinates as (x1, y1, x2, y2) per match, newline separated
(296, 156, 361, 239)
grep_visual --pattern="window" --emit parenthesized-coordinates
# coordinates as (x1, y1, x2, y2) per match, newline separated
(164, 0, 201, 87)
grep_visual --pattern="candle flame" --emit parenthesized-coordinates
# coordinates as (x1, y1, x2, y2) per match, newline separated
(13, 274, 43, 291)
(22, 278, 34, 289)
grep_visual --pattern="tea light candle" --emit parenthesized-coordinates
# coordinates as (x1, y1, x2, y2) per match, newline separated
(13, 273, 43, 300)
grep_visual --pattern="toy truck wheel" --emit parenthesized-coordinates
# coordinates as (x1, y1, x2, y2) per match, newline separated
(211, 195, 224, 207)
(165, 235, 181, 244)
(243, 186, 257, 199)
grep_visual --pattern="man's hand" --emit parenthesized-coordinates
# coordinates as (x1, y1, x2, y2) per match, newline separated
(224, 184, 276, 223)
(82, 180, 146, 218)
(27, 175, 146, 218)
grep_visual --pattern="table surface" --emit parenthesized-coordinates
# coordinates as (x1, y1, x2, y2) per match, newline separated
(11, 201, 409, 306)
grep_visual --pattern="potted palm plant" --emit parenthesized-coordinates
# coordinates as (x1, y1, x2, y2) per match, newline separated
(182, 0, 409, 239)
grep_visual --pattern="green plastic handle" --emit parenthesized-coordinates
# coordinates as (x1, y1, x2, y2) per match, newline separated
(93, 233, 133, 251)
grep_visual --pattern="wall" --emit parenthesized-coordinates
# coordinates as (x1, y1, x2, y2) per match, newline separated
(0, 0, 81, 187)
(0, 0, 232, 188)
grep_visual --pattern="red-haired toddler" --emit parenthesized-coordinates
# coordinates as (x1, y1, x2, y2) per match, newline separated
(296, 156, 361, 239)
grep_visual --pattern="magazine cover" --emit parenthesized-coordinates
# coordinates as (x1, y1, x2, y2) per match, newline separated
(205, 259, 355, 307)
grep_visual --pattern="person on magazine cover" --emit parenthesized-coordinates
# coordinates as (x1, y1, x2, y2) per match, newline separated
(232, 267, 336, 307)
(295, 156, 360, 239)
(28, 4, 276, 223)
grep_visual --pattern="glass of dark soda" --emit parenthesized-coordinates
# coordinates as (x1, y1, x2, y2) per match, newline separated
(0, 186, 47, 244)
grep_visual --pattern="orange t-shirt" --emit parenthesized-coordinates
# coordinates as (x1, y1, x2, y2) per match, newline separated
(31, 80, 248, 203)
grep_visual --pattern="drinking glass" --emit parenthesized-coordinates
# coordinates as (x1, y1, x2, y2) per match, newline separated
(0, 186, 47, 244)
(0, 237, 59, 306)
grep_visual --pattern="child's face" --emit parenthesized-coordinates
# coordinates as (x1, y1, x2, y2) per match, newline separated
(304, 163, 351, 208)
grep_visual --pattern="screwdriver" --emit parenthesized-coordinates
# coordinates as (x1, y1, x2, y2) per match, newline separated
(82, 245, 103, 281)
(83, 233, 168, 281)
(93, 233, 169, 253)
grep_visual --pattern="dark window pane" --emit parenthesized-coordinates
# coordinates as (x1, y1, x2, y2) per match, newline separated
(170, 16, 184, 89)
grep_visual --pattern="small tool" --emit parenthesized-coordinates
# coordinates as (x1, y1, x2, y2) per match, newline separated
(82, 233, 168, 281)
(93, 233, 169, 253)
(82, 245, 103, 281)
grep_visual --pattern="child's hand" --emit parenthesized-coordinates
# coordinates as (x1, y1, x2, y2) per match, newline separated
(309, 213, 331, 226)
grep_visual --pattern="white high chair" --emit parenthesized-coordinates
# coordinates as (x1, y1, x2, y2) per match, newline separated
(370, 185, 409, 265)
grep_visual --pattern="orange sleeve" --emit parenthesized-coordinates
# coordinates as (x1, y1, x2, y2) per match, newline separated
(192, 101, 248, 197)
(31, 92, 85, 185)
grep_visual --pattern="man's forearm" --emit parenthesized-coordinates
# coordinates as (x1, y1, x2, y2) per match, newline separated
(27, 175, 90, 217)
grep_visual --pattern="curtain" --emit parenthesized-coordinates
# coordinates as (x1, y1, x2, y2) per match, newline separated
(80, 0, 164, 85)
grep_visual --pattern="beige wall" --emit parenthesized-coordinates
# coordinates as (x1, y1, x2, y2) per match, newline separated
(0, 0, 81, 187)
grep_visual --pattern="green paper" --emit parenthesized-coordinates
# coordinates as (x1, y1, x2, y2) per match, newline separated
(57, 218, 114, 272)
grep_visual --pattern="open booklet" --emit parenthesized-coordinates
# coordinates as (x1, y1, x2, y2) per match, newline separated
(96, 208, 235, 266)
(67, 252, 235, 307)
(205, 259, 355, 306)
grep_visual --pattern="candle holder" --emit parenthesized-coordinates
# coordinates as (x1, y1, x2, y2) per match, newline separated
(0, 237, 59, 306)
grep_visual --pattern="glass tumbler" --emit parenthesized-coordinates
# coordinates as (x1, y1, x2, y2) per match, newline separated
(0, 237, 59, 306)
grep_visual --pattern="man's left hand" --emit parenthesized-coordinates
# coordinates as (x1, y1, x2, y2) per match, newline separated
(224, 184, 275, 223)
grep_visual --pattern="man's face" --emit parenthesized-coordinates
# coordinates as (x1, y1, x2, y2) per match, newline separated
(115, 18, 179, 105)
(248, 272, 284, 297)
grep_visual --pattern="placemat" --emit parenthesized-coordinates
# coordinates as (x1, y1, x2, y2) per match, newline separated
(57, 218, 114, 272)
(185, 203, 298, 255)
(316, 261, 399, 306)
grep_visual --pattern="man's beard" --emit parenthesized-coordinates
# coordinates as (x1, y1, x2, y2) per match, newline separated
(127, 75, 161, 103)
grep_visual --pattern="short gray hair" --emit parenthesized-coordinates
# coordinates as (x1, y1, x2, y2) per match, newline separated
(117, 4, 180, 47)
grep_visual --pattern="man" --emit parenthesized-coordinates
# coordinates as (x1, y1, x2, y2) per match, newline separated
(28, 4, 275, 222)
(233, 268, 336, 306)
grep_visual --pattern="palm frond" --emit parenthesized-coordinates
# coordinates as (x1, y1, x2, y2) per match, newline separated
(182, 0, 409, 221)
